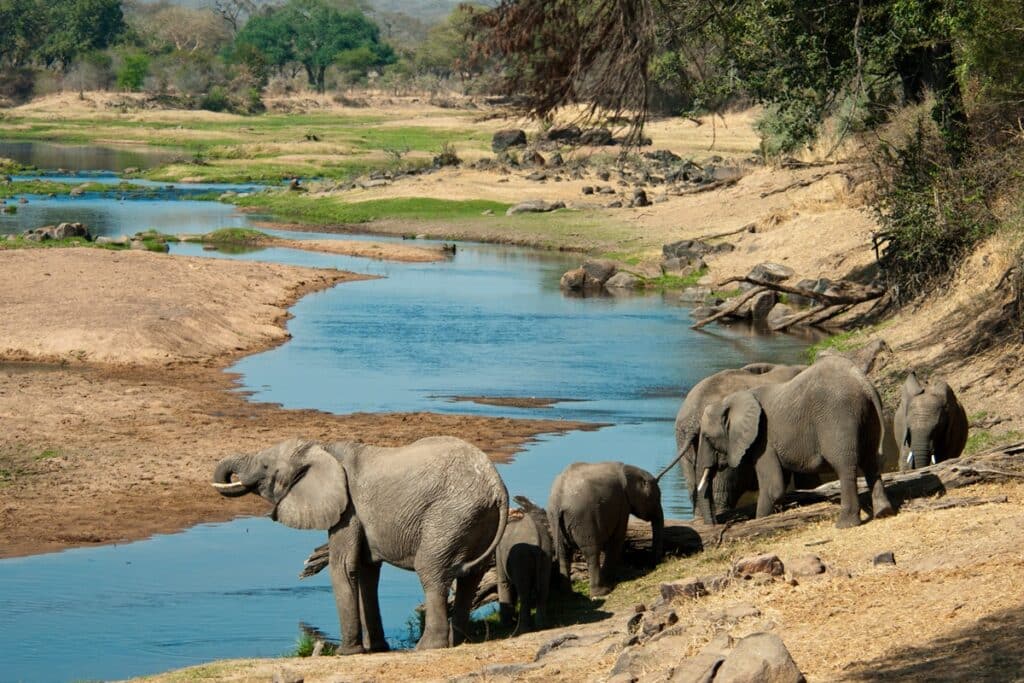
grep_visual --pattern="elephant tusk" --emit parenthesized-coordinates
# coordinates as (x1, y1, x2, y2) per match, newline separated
(212, 481, 249, 495)
(932, 453, 937, 465)
(907, 451, 914, 466)
(696, 468, 710, 496)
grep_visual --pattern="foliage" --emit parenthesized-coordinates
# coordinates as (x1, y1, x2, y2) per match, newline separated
(0, 0, 125, 71)
(230, 194, 510, 225)
(199, 228, 268, 244)
(116, 52, 149, 92)
(288, 631, 337, 657)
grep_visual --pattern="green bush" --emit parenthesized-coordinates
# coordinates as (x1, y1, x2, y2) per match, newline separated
(200, 86, 230, 112)
(116, 53, 149, 92)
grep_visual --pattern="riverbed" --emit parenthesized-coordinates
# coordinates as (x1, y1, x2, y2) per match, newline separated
(0, 154, 809, 681)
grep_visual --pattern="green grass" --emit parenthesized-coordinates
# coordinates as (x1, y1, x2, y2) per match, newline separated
(287, 632, 337, 657)
(965, 429, 1024, 456)
(805, 329, 864, 362)
(641, 267, 708, 290)
(34, 448, 61, 461)
(0, 180, 129, 199)
(0, 236, 106, 251)
(194, 227, 268, 244)
(710, 288, 743, 299)
(232, 194, 511, 225)
(600, 251, 643, 266)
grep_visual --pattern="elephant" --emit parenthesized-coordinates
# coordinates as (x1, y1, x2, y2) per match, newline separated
(211, 436, 508, 653)
(664, 362, 807, 523)
(694, 355, 895, 529)
(894, 371, 968, 470)
(548, 461, 663, 597)
(495, 495, 552, 635)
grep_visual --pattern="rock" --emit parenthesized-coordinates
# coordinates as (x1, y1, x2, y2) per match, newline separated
(598, 186, 616, 194)
(700, 574, 733, 593)
(663, 239, 718, 259)
(129, 239, 147, 250)
(744, 290, 778, 321)
(52, 222, 90, 240)
(525, 171, 547, 181)
(713, 632, 806, 683)
(671, 636, 732, 683)
(560, 268, 587, 291)
(606, 674, 636, 683)
(660, 578, 708, 602)
(597, 170, 611, 181)
(583, 259, 618, 284)
(272, 668, 303, 683)
(787, 555, 826, 577)
(662, 256, 706, 277)
(581, 186, 595, 195)
(631, 188, 650, 207)
(606, 200, 623, 208)
(492, 128, 527, 152)
(680, 287, 712, 303)
(123, 166, 140, 175)
(714, 242, 736, 253)
(723, 603, 762, 621)
(645, 149, 683, 164)
(69, 184, 90, 197)
(873, 551, 896, 566)
(766, 303, 793, 328)
(17, 197, 27, 204)
(691, 305, 718, 320)
(580, 128, 614, 146)
(527, 150, 546, 166)
(534, 633, 580, 661)
(605, 272, 641, 289)
(548, 152, 564, 167)
(747, 262, 795, 283)
(545, 125, 581, 142)
(288, 178, 306, 192)
(733, 554, 785, 578)
(360, 178, 389, 189)
(505, 200, 565, 215)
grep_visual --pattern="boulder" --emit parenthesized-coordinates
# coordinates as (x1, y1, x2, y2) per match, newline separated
(548, 152, 564, 167)
(606, 200, 623, 208)
(873, 551, 896, 566)
(663, 256, 706, 277)
(598, 186, 616, 194)
(645, 149, 683, 164)
(713, 633, 806, 683)
(680, 286, 712, 303)
(580, 128, 614, 146)
(631, 188, 650, 207)
(527, 150, 546, 166)
(581, 186, 595, 195)
(735, 290, 777, 320)
(747, 262, 795, 283)
(525, 171, 547, 181)
(582, 259, 618, 284)
(605, 272, 641, 289)
(733, 554, 785, 577)
(560, 268, 587, 291)
(492, 128, 527, 152)
(51, 222, 90, 240)
(766, 303, 794, 328)
(663, 239, 714, 259)
(505, 200, 565, 216)
(545, 125, 581, 142)
(691, 305, 718, 320)
(660, 578, 708, 602)
(69, 184, 90, 197)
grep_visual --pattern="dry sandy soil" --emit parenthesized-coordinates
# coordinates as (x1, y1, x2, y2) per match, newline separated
(0, 249, 593, 558)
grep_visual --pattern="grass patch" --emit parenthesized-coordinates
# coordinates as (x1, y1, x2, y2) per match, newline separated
(195, 228, 268, 244)
(232, 194, 511, 225)
(805, 328, 865, 362)
(0, 236, 102, 250)
(287, 631, 337, 658)
(965, 429, 1024, 456)
(641, 267, 708, 290)
(34, 448, 61, 461)
(0, 180, 117, 199)
(600, 251, 643, 266)
(710, 288, 743, 299)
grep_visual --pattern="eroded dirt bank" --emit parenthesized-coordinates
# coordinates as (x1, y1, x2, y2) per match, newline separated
(0, 249, 593, 558)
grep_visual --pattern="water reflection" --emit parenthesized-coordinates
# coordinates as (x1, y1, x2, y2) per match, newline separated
(0, 141, 179, 172)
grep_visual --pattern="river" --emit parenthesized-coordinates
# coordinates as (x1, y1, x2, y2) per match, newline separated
(0, 152, 809, 682)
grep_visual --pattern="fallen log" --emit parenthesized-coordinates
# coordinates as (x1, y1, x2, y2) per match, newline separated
(714, 275, 885, 306)
(695, 223, 756, 242)
(759, 169, 848, 198)
(770, 304, 834, 332)
(691, 286, 767, 330)
(673, 178, 739, 196)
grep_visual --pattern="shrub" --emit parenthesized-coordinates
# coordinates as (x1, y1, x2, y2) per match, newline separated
(117, 53, 149, 92)
(200, 86, 230, 112)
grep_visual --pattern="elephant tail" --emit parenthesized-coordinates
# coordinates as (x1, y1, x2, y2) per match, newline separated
(455, 474, 509, 578)
(655, 443, 690, 483)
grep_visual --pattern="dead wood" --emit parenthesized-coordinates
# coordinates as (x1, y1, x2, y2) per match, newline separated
(759, 169, 848, 198)
(674, 178, 739, 196)
(691, 286, 767, 330)
(696, 223, 756, 242)
(714, 276, 885, 306)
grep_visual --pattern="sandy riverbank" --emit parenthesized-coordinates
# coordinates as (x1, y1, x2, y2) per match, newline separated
(0, 249, 595, 557)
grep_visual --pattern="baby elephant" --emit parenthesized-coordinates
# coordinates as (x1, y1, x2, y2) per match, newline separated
(548, 462, 663, 597)
(895, 371, 968, 470)
(496, 496, 552, 635)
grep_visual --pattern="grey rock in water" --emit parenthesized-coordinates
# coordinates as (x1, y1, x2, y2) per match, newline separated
(605, 271, 641, 289)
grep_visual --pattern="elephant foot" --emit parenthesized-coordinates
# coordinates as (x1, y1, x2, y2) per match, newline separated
(416, 632, 450, 650)
(336, 643, 366, 656)
(873, 502, 896, 520)
(590, 584, 612, 597)
(367, 641, 390, 654)
(835, 512, 862, 529)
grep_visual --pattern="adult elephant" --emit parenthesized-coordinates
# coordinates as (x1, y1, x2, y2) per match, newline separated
(894, 371, 969, 470)
(548, 462, 663, 597)
(211, 436, 508, 653)
(664, 362, 806, 523)
(694, 356, 895, 528)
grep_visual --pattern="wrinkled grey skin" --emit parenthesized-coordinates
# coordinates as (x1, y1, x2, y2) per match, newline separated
(547, 462, 663, 597)
(211, 436, 508, 653)
(495, 497, 552, 635)
(671, 363, 806, 523)
(894, 372, 969, 470)
(695, 356, 895, 529)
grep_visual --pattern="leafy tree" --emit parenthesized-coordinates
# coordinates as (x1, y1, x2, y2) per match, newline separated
(0, 0, 45, 68)
(39, 0, 126, 70)
(116, 52, 150, 91)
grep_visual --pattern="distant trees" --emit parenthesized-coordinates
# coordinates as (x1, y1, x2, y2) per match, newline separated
(0, 0, 125, 71)
(233, 0, 394, 92)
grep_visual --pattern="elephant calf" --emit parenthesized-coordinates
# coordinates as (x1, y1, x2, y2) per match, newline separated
(495, 496, 552, 635)
(548, 461, 663, 597)
(894, 371, 968, 470)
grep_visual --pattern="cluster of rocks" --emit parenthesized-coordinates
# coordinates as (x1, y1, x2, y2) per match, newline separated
(492, 126, 652, 153)
(20, 222, 91, 242)
(661, 239, 735, 278)
(560, 259, 642, 293)
(687, 262, 798, 325)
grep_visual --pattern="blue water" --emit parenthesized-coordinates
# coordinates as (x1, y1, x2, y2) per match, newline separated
(0, 187, 809, 682)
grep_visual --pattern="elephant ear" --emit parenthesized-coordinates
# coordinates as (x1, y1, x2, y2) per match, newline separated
(903, 371, 924, 400)
(941, 382, 969, 458)
(274, 443, 349, 530)
(725, 391, 763, 469)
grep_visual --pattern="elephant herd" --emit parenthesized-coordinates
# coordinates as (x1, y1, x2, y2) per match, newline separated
(210, 355, 968, 653)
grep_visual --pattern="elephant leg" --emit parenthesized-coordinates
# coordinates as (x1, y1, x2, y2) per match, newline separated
(535, 555, 551, 629)
(496, 561, 515, 627)
(451, 569, 484, 646)
(416, 578, 451, 650)
(753, 453, 786, 519)
(511, 570, 534, 636)
(584, 547, 609, 597)
(358, 561, 389, 653)
(555, 535, 572, 589)
(601, 517, 627, 586)
(328, 537, 364, 655)
(860, 450, 895, 520)
(834, 460, 863, 529)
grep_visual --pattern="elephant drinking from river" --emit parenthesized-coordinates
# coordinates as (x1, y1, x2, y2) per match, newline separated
(211, 436, 508, 652)
(894, 371, 968, 470)
(695, 356, 895, 528)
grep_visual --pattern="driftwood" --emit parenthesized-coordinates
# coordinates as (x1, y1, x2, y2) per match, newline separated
(691, 286, 767, 330)
(759, 169, 848, 198)
(770, 304, 835, 332)
(674, 178, 739, 196)
(714, 275, 885, 306)
(695, 223, 756, 242)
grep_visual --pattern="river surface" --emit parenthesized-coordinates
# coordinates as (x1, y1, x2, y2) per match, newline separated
(0, 168, 809, 682)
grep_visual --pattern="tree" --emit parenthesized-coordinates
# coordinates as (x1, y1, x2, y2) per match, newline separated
(116, 52, 150, 91)
(39, 0, 126, 70)
(0, 0, 45, 69)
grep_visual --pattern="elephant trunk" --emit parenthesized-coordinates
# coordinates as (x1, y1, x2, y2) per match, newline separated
(696, 467, 715, 525)
(211, 453, 258, 497)
(912, 443, 934, 469)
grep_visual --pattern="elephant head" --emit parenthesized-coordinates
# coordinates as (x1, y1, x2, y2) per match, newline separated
(212, 438, 349, 530)
(898, 372, 968, 469)
(622, 464, 664, 561)
(695, 391, 764, 523)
